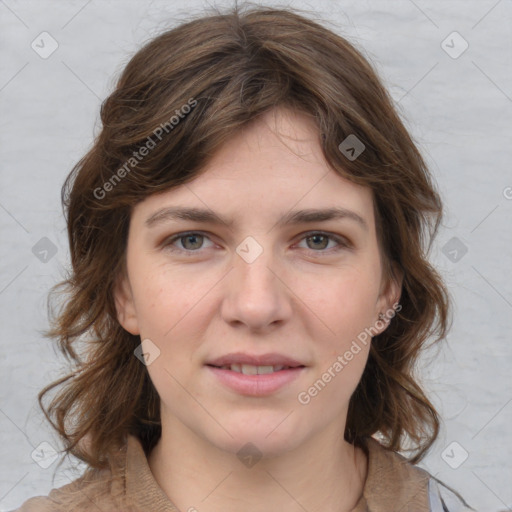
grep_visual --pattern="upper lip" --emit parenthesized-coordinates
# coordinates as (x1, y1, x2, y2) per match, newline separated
(206, 352, 306, 367)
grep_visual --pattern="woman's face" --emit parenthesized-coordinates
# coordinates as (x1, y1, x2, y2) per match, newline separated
(114, 107, 400, 457)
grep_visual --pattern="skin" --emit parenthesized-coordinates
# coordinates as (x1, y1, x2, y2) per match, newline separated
(114, 107, 402, 512)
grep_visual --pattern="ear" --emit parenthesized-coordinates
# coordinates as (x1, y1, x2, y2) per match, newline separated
(113, 270, 140, 335)
(373, 261, 403, 336)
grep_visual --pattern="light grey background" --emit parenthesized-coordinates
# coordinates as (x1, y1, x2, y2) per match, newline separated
(1, 0, 511, 511)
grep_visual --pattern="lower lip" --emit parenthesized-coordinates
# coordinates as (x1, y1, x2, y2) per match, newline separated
(206, 365, 306, 396)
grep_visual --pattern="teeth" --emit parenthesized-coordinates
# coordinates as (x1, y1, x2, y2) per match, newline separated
(219, 364, 289, 374)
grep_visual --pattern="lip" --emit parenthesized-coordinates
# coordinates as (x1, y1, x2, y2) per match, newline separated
(206, 352, 305, 368)
(206, 365, 306, 396)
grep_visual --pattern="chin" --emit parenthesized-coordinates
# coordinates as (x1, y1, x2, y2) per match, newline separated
(206, 418, 305, 460)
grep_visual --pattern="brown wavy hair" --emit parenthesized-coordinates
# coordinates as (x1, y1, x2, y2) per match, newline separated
(39, 3, 451, 473)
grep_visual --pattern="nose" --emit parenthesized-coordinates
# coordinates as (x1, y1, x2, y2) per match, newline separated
(220, 244, 293, 332)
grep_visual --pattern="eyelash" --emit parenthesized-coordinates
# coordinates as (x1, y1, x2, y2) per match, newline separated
(161, 231, 351, 256)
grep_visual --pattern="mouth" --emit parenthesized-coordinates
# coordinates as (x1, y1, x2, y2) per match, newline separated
(206, 363, 305, 374)
(205, 359, 307, 396)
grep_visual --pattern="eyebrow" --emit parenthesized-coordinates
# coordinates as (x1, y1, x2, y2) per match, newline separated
(145, 206, 368, 231)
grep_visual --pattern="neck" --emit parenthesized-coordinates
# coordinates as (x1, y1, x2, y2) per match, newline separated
(148, 417, 368, 512)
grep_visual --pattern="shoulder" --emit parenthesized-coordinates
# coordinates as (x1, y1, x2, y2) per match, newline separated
(11, 443, 131, 512)
(362, 437, 474, 512)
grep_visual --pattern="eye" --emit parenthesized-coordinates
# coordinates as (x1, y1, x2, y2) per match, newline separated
(296, 232, 350, 254)
(162, 232, 214, 253)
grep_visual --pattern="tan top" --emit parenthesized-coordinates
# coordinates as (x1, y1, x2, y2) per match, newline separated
(12, 435, 472, 512)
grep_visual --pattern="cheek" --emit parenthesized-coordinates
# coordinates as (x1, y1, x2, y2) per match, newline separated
(298, 268, 380, 346)
(129, 262, 211, 339)
(297, 273, 375, 408)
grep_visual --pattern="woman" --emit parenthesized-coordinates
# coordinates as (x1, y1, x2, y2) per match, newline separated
(14, 5, 474, 512)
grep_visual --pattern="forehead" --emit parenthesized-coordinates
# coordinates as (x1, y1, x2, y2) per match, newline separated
(131, 107, 375, 231)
